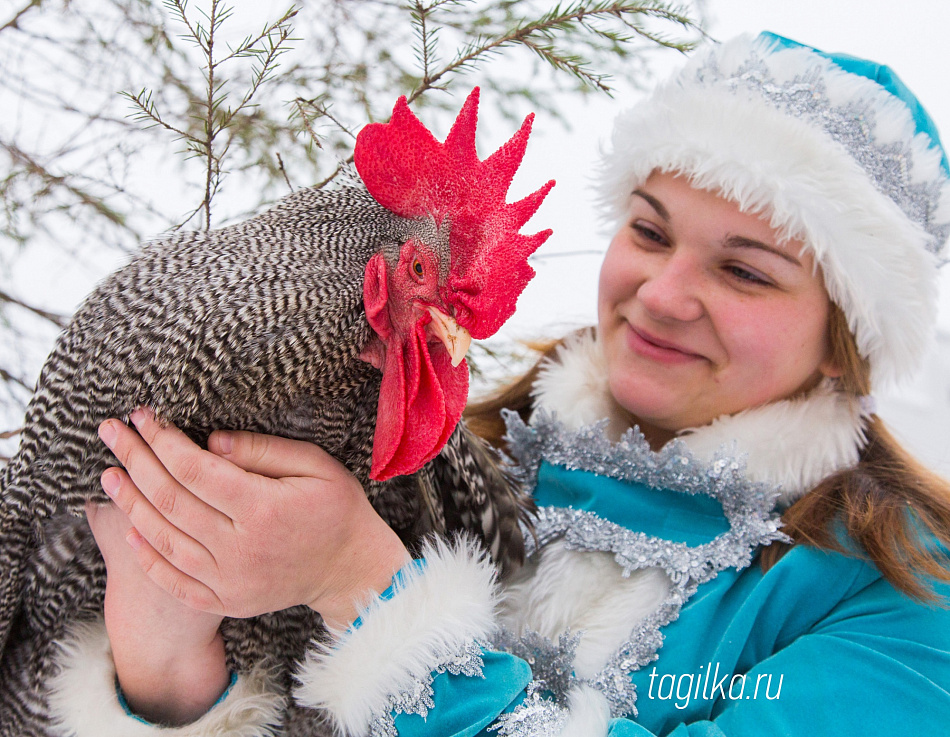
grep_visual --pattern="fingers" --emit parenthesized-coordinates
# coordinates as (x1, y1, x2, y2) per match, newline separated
(207, 428, 349, 482)
(99, 414, 226, 531)
(99, 465, 219, 585)
(124, 529, 227, 616)
(103, 408, 256, 521)
(85, 500, 134, 568)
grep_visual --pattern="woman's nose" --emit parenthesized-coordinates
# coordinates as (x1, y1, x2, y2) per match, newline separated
(636, 253, 705, 322)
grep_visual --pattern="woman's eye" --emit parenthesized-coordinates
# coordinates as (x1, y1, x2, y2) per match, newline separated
(727, 265, 772, 286)
(631, 222, 667, 245)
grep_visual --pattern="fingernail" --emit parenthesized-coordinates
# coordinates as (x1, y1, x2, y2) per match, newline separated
(130, 408, 146, 426)
(126, 529, 143, 550)
(101, 471, 120, 498)
(216, 431, 233, 455)
(98, 421, 117, 449)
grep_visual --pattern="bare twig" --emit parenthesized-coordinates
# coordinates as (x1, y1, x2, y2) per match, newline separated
(0, 365, 31, 393)
(1, 0, 42, 33)
(314, 157, 353, 190)
(0, 288, 68, 328)
(529, 249, 605, 261)
(276, 152, 293, 191)
(3, 143, 129, 231)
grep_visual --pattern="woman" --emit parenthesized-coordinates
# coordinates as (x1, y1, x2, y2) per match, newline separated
(51, 33, 950, 735)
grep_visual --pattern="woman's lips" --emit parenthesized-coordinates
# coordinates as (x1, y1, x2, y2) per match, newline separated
(626, 324, 703, 364)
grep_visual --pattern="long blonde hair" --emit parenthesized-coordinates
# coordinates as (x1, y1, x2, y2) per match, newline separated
(465, 309, 950, 603)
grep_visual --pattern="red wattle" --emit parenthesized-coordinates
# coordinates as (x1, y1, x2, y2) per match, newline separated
(369, 322, 468, 481)
(363, 254, 469, 481)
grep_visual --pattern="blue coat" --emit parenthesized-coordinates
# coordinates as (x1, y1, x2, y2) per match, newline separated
(385, 453, 950, 736)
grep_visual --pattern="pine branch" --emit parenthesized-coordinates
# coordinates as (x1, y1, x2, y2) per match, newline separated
(218, 16, 296, 131)
(220, 6, 297, 64)
(408, 1, 699, 102)
(130, 1, 298, 229)
(120, 89, 198, 142)
(520, 37, 611, 92)
(410, 1, 448, 87)
(291, 98, 326, 151)
(201, 0, 219, 230)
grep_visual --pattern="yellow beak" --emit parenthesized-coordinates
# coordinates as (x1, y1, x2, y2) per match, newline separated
(426, 306, 472, 368)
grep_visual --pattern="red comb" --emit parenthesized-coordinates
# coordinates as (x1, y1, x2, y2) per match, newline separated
(354, 88, 554, 339)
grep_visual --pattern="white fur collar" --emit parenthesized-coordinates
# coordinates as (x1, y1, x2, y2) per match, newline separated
(529, 329, 870, 506)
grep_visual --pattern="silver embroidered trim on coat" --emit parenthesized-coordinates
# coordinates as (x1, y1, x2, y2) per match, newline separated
(491, 628, 580, 704)
(369, 639, 485, 737)
(487, 681, 567, 737)
(695, 48, 949, 257)
(499, 410, 787, 718)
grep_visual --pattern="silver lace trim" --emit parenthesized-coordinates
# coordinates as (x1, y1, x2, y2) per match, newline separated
(499, 410, 788, 718)
(487, 681, 567, 737)
(695, 47, 949, 257)
(490, 628, 581, 704)
(369, 639, 485, 737)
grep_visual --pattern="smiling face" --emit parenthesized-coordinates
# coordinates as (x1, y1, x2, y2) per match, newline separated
(597, 172, 841, 446)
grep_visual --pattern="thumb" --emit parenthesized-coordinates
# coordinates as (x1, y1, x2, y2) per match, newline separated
(207, 429, 344, 481)
(85, 500, 135, 565)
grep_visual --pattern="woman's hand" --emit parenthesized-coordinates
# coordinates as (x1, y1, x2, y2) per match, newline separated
(86, 500, 229, 725)
(97, 408, 410, 629)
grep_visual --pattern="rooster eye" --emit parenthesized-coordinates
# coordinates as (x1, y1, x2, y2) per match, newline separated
(412, 259, 424, 278)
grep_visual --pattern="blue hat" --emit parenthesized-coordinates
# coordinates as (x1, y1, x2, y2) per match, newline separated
(599, 32, 950, 386)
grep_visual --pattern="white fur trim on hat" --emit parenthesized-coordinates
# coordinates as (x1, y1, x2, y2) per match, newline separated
(47, 618, 284, 737)
(292, 535, 499, 736)
(531, 329, 869, 504)
(597, 34, 950, 386)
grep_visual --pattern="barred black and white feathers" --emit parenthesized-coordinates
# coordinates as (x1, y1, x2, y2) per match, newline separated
(0, 177, 532, 736)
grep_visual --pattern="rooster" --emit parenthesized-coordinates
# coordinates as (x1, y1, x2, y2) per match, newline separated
(0, 88, 553, 735)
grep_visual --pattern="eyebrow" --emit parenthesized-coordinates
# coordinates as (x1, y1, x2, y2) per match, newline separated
(632, 189, 801, 267)
(631, 189, 670, 221)
(723, 235, 802, 266)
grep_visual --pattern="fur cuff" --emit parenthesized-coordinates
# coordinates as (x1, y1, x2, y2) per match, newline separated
(47, 618, 284, 737)
(293, 536, 499, 736)
(559, 685, 611, 737)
